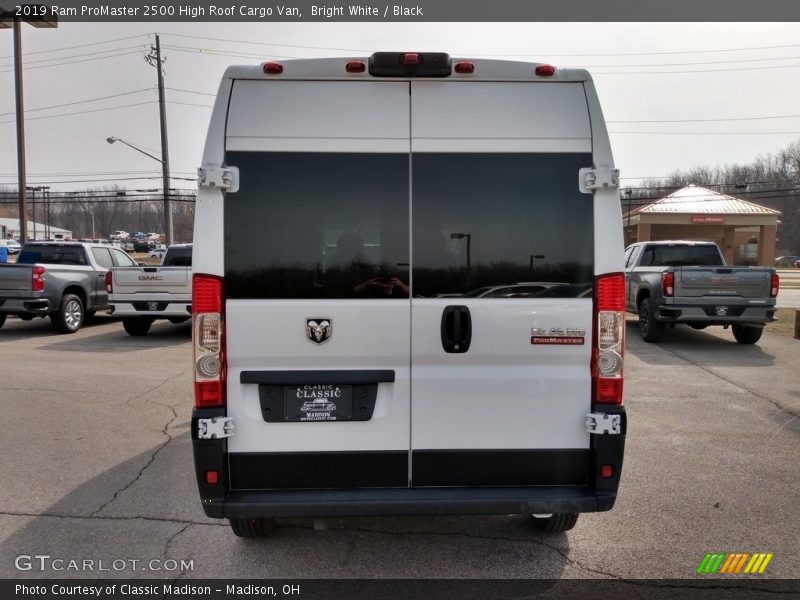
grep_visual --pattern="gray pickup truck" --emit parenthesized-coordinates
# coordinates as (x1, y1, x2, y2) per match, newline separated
(625, 240, 778, 344)
(0, 241, 138, 334)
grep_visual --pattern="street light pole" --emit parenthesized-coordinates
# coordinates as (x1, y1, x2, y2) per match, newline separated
(90, 211, 95, 239)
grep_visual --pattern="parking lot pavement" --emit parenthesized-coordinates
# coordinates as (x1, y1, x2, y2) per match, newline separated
(0, 315, 798, 580)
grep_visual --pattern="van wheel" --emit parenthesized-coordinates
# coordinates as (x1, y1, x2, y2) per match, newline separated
(0, 314, 5, 329)
(51, 294, 84, 334)
(123, 318, 153, 336)
(732, 324, 763, 345)
(229, 518, 275, 538)
(638, 299, 664, 343)
(167, 317, 190, 324)
(531, 513, 579, 533)
(688, 323, 708, 330)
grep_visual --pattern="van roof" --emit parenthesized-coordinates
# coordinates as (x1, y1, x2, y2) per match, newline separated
(222, 57, 592, 83)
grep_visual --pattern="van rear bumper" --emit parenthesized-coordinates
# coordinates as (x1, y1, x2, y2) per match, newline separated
(201, 487, 617, 519)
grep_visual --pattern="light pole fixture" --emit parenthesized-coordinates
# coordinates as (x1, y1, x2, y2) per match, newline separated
(450, 232, 472, 283)
(107, 136, 172, 243)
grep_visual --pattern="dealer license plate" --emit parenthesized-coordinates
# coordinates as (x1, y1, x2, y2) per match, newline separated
(284, 385, 353, 422)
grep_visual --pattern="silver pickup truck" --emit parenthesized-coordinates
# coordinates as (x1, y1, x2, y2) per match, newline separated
(106, 244, 192, 335)
(0, 241, 138, 333)
(625, 240, 778, 344)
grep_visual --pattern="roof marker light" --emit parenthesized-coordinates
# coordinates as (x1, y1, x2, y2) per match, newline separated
(535, 64, 556, 77)
(454, 61, 475, 74)
(346, 60, 366, 73)
(262, 61, 283, 75)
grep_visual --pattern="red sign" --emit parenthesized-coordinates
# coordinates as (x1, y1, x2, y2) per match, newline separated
(691, 215, 725, 224)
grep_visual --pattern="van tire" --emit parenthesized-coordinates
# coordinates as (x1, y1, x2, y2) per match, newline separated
(229, 518, 275, 538)
(688, 323, 708, 330)
(0, 314, 5, 329)
(531, 513, 579, 533)
(122, 318, 153, 336)
(638, 299, 664, 343)
(732, 324, 763, 345)
(51, 294, 84, 334)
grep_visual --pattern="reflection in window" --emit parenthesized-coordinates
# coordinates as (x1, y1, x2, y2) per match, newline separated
(412, 153, 594, 298)
(224, 152, 409, 299)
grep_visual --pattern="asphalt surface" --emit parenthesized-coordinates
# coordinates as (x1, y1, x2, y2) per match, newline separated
(0, 315, 798, 580)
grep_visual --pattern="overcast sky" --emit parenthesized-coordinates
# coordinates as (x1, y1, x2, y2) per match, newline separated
(2, 22, 800, 195)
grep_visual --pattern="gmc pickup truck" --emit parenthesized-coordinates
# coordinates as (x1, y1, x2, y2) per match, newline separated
(625, 240, 778, 344)
(106, 244, 192, 335)
(0, 241, 138, 333)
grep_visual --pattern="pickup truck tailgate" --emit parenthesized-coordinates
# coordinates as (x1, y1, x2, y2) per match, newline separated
(676, 267, 771, 299)
(0, 264, 33, 292)
(110, 267, 190, 294)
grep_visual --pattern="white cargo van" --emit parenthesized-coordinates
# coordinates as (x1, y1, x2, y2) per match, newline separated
(192, 53, 626, 537)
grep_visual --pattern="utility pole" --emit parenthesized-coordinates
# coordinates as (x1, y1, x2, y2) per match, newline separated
(1, 8, 58, 243)
(145, 34, 173, 244)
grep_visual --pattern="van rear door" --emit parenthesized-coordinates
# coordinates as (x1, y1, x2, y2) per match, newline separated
(222, 80, 412, 489)
(409, 82, 595, 486)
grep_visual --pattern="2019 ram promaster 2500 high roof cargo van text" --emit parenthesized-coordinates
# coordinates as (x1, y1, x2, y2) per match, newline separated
(191, 53, 627, 538)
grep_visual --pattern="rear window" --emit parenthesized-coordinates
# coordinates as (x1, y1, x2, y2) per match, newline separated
(225, 152, 409, 299)
(163, 247, 192, 267)
(18, 245, 88, 266)
(224, 152, 593, 299)
(412, 153, 594, 297)
(640, 244, 723, 267)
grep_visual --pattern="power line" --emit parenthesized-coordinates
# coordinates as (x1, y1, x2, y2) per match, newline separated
(0, 89, 153, 117)
(609, 130, 800, 135)
(0, 44, 148, 68)
(595, 63, 800, 75)
(161, 44, 301, 60)
(0, 101, 156, 125)
(0, 34, 150, 60)
(609, 114, 800, 124)
(165, 87, 216, 97)
(0, 50, 143, 74)
(168, 100, 212, 109)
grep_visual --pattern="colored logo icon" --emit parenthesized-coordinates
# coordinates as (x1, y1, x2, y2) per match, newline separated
(697, 553, 773, 575)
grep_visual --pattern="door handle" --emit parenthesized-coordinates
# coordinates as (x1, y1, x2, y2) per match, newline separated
(441, 305, 472, 353)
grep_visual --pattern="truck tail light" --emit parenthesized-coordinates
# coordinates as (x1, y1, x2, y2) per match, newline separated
(193, 274, 225, 408)
(105, 271, 113, 293)
(771, 272, 779, 298)
(661, 271, 674, 297)
(592, 273, 625, 405)
(32, 266, 45, 292)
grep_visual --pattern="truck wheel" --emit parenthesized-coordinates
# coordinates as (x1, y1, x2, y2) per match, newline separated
(51, 294, 84, 334)
(229, 518, 275, 538)
(638, 299, 664, 343)
(732, 324, 763, 345)
(167, 317, 190, 324)
(0, 314, 5, 329)
(122, 318, 153, 336)
(531, 513, 579, 533)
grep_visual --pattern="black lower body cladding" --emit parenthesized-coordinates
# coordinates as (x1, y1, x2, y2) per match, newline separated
(192, 406, 626, 519)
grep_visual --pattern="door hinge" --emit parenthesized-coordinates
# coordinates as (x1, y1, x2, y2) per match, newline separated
(197, 166, 239, 192)
(579, 167, 619, 194)
(585, 412, 621, 435)
(197, 416, 234, 439)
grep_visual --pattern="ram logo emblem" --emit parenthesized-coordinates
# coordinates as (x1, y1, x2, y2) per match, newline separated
(306, 319, 332, 345)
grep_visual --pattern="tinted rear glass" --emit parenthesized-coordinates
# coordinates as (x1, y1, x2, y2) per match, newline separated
(163, 247, 192, 267)
(640, 244, 723, 267)
(18, 245, 87, 265)
(412, 153, 594, 297)
(225, 152, 409, 299)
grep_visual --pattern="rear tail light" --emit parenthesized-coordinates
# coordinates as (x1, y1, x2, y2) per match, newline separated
(771, 272, 779, 298)
(661, 271, 674, 297)
(105, 271, 112, 293)
(32, 266, 45, 292)
(193, 274, 225, 408)
(592, 273, 625, 405)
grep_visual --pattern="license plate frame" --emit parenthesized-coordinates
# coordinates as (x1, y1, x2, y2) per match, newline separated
(283, 385, 353, 422)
